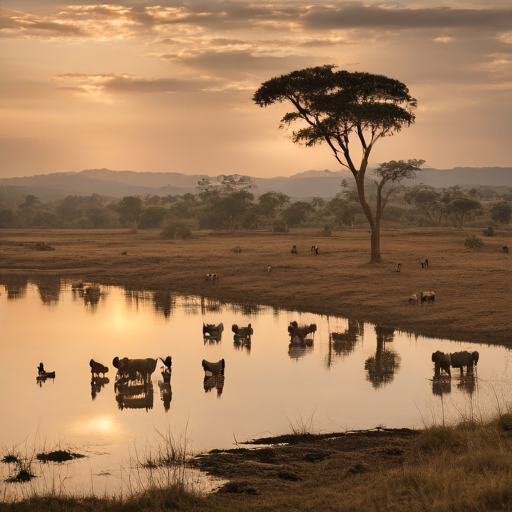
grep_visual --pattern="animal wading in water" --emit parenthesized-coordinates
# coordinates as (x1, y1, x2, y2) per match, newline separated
(431, 350, 479, 378)
(432, 351, 451, 377)
(89, 359, 109, 377)
(232, 324, 253, 339)
(288, 321, 317, 341)
(112, 357, 157, 387)
(203, 323, 224, 338)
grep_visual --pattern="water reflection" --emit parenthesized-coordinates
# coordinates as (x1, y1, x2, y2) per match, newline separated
(115, 382, 154, 411)
(91, 377, 110, 400)
(71, 283, 104, 309)
(33, 275, 61, 305)
(1, 274, 28, 300)
(325, 319, 364, 368)
(203, 323, 224, 343)
(365, 326, 401, 389)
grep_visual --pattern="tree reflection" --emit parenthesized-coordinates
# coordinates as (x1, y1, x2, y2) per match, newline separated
(364, 326, 401, 389)
(325, 319, 363, 368)
(153, 291, 176, 318)
(0, 275, 28, 300)
(432, 376, 452, 396)
(34, 275, 61, 305)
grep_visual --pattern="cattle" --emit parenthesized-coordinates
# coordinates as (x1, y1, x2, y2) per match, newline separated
(408, 293, 418, 304)
(232, 324, 253, 339)
(266, 265, 272, 274)
(288, 322, 317, 341)
(112, 357, 157, 387)
(503, 246, 509, 254)
(420, 291, 435, 305)
(432, 351, 451, 377)
(204, 273, 218, 282)
(291, 245, 298, 254)
(421, 259, 429, 269)
(311, 245, 319, 255)
(233, 246, 242, 253)
(396, 263, 402, 273)
(89, 359, 109, 377)
(203, 323, 224, 338)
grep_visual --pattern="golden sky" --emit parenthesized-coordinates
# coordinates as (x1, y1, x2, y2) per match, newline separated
(1, 0, 511, 178)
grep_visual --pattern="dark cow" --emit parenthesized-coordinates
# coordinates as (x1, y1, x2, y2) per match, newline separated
(90, 359, 109, 377)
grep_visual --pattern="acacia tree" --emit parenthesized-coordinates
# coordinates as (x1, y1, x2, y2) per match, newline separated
(254, 65, 417, 263)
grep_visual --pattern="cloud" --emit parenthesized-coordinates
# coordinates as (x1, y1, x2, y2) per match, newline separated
(303, 4, 512, 31)
(52, 73, 224, 97)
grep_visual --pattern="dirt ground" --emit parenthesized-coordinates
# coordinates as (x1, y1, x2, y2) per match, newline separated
(1, 227, 510, 345)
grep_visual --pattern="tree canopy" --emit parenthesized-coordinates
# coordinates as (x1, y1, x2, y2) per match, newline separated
(254, 65, 417, 263)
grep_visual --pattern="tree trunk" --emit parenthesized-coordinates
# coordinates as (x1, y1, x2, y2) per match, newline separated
(370, 225, 382, 264)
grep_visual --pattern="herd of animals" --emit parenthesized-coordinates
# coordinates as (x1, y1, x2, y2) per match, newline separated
(205, 247, 436, 306)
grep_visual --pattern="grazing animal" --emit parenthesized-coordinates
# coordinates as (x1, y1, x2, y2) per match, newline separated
(112, 357, 157, 386)
(233, 246, 242, 253)
(432, 351, 451, 377)
(420, 291, 435, 305)
(204, 273, 218, 282)
(311, 245, 319, 255)
(266, 265, 272, 274)
(89, 359, 109, 377)
(37, 363, 55, 379)
(408, 293, 418, 304)
(503, 246, 509, 254)
(421, 259, 429, 269)
(232, 323, 253, 338)
(121, 251, 127, 255)
(396, 263, 402, 272)
(288, 322, 317, 341)
(291, 245, 298, 254)
(450, 351, 479, 377)
(203, 323, 224, 338)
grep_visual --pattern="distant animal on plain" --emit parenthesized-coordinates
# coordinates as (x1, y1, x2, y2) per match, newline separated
(503, 246, 509, 254)
(121, 251, 127, 255)
(408, 293, 418, 304)
(421, 259, 429, 269)
(266, 265, 272, 274)
(204, 273, 218, 282)
(233, 246, 242, 253)
(396, 263, 402, 272)
(89, 359, 109, 377)
(420, 291, 435, 305)
(291, 245, 298, 254)
(311, 245, 319, 255)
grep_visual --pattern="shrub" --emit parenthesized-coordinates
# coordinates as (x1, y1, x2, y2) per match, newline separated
(464, 235, 484, 249)
(272, 220, 288, 233)
(483, 225, 494, 237)
(161, 222, 192, 240)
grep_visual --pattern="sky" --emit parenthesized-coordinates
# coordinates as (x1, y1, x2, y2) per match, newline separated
(1, 0, 511, 179)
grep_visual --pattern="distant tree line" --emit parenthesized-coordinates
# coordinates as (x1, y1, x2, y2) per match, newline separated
(0, 184, 511, 232)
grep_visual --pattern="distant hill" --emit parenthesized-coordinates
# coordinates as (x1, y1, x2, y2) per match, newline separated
(0, 167, 511, 203)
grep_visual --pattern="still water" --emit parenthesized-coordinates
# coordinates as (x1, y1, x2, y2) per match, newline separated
(1, 275, 511, 498)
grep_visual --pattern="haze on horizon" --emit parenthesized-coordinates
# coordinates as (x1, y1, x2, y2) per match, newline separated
(1, 0, 511, 180)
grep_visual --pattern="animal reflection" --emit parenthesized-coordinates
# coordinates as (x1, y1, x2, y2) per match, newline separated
(36, 362, 55, 386)
(158, 356, 173, 412)
(203, 322, 224, 343)
(202, 359, 225, 396)
(432, 372, 476, 397)
(113, 357, 157, 412)
(91, 376, 109, 400)
(364, 326, 401, 389)
(72, 283, 102, 307)
(288, 342, 314, 360)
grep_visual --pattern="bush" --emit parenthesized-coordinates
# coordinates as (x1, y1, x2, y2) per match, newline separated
(161, 222, 192, 240)
(272, 220, 288, 233)
(483, 225, 494, 237)
(464, 235, 484, 249)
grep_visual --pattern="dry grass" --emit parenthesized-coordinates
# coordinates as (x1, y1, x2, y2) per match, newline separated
(0, 227, 511, 345)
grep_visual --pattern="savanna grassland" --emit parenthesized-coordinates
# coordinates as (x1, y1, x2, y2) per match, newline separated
(0, 227, 510, 344)
(1, 227, 512, 512)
